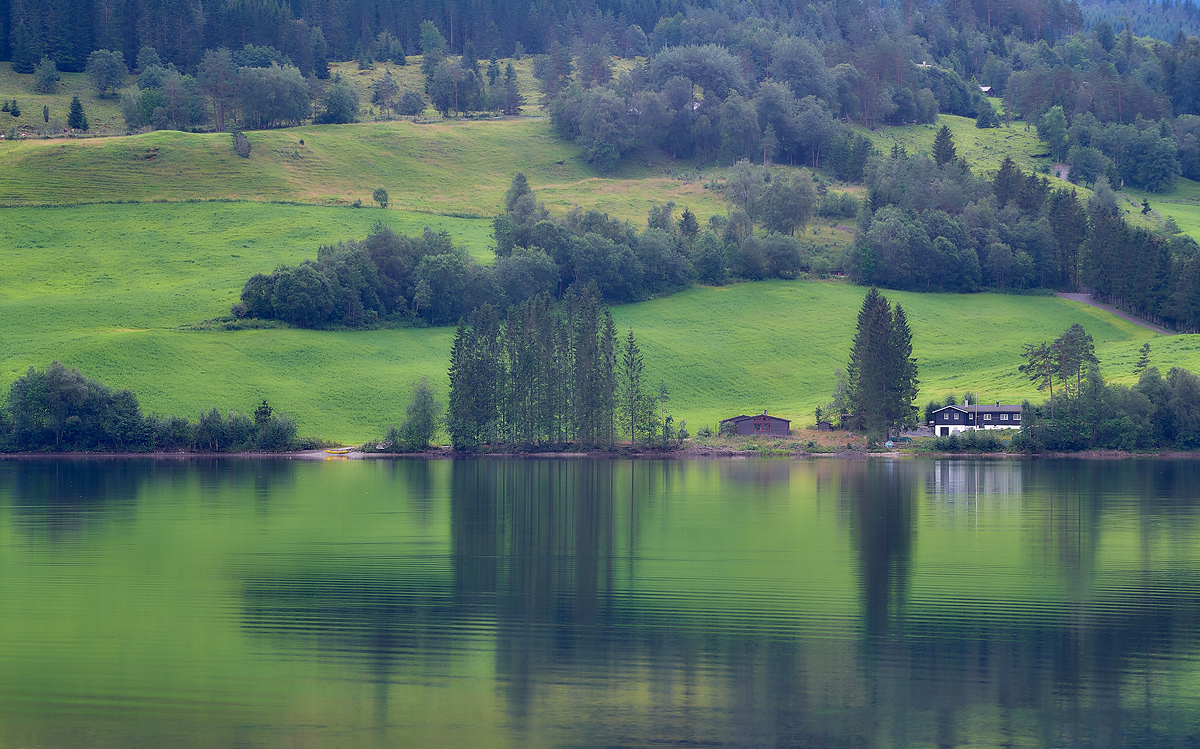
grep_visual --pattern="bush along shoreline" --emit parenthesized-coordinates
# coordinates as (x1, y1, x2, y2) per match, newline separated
(0, 362, 315, 453)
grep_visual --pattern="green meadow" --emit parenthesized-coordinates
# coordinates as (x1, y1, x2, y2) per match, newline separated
(0, 63, 126, 134)
(0, 199, 1184, 442)
(0, 120, 727, 223)
(862, 114, 1050, 175)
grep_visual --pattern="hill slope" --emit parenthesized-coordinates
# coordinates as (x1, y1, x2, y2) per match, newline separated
(0, 119, 727, 223)
(0, 203, 1178, 442)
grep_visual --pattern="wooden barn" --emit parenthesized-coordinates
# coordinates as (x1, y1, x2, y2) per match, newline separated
(720, 411, 791, 436)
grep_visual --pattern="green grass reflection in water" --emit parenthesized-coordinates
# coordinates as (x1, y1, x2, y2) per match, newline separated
(0, 457, 1198, 747)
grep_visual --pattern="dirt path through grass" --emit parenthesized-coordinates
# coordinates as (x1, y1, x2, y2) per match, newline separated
(1056, 293, 1175, 335)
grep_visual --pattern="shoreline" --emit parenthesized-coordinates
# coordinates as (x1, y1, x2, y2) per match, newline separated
(3, 446, 1199, 460)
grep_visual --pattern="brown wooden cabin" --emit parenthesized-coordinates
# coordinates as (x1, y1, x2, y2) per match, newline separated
(720, 411, 791, 436)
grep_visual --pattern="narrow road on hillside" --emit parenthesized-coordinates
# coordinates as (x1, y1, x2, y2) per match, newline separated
(1056, 293, 1176, 335)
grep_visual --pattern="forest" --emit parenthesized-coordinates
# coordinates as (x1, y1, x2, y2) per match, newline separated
(6, 0, 1200, 182)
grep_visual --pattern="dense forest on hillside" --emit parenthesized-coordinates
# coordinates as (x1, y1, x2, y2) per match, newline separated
(1079, 0, 1200, 42)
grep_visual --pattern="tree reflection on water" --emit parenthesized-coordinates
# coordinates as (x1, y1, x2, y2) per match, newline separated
(234, 457, 1200, 746)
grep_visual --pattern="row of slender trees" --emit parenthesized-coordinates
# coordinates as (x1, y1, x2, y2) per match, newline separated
(446, 285, 679, 450)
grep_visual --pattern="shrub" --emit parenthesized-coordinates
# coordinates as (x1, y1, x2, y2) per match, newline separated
(34, 56, 60, 93)
(231, 130, 251, 158)
(398, 90, 426, 116)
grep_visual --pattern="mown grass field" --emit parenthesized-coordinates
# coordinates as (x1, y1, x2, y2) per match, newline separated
(0, 120, 729, 223)
(0, 202, 1184, 442)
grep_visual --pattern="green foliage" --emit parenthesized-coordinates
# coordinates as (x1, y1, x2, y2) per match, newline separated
(0, 363, 298, 452)
(372, 187, 389, 208)
(447, 288, 630, 450)
(236, 64, 311, 129)
(932, 124, 957, 167)
(85, 50, 127, 97)
(67, 95, 88, 130)
(386, 378, 442, 450)
(845, 288, 919, 439)
(315, 79, 360, 124)
(33, 56, 59, 94)
(975, 102, 999, 129)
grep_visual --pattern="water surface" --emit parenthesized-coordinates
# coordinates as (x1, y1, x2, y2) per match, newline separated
(0, 457, 1197, 747)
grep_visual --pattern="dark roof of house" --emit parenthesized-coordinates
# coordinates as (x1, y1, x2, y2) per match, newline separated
(721, 413, 791, 424)
(931, 404, 1021, 414)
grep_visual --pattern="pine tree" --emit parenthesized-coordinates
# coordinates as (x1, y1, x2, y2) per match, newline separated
(993, 156, 1023, 209)
(678, 207, 699, 241)
(932, 124, 957, 167)
(67, 96, 89, 131)
(600, 311, 617, 448)
(1019, 341, 1055, 417)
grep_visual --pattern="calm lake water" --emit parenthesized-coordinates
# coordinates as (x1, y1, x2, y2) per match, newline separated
(0, 457, 1198, 747)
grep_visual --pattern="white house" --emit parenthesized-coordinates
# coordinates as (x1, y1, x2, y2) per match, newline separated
(930, 402, 1022, 436)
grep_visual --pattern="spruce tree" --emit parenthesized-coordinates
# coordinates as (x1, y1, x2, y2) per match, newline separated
(620, 329, 644, 445)
(845, 288, 920, 439)
(932, 124, 957, 167)
(67, 96, 89, 131)
(993, 156, 1023, 208)
(1134, 342, 1151, 376)
(10, 20, 39, 74)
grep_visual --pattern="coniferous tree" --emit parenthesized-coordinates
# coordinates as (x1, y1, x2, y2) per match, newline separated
(67, 96, 89, 130)
(993, 156, 1023, 208)
(10, 20, 40, 74)
(932, 124, 957, 167)
(845, 288, 919, 439)
(619, 328, 645, 445)
(1020, 341, 1056, 416)
(1134, 342, 1152, 376)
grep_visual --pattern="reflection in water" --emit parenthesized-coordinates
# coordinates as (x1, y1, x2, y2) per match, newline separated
(1, 457, 1199, 746)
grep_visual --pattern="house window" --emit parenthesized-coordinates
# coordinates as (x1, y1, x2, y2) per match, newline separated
(1001, 414, 1008, 420)
(983, 414, 992, 421)
(1013, 414, 1021, 422)
(954, 413, 960, 421)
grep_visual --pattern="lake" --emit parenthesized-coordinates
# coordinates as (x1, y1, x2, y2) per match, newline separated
(0, 457, 1197, 747)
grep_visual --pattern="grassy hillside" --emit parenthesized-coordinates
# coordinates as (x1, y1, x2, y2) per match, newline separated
(0, 201, 1183, 442)
(0, 121, 727, 223)
(0, 63, 126, 134)
(862, 114, 1050, 175)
